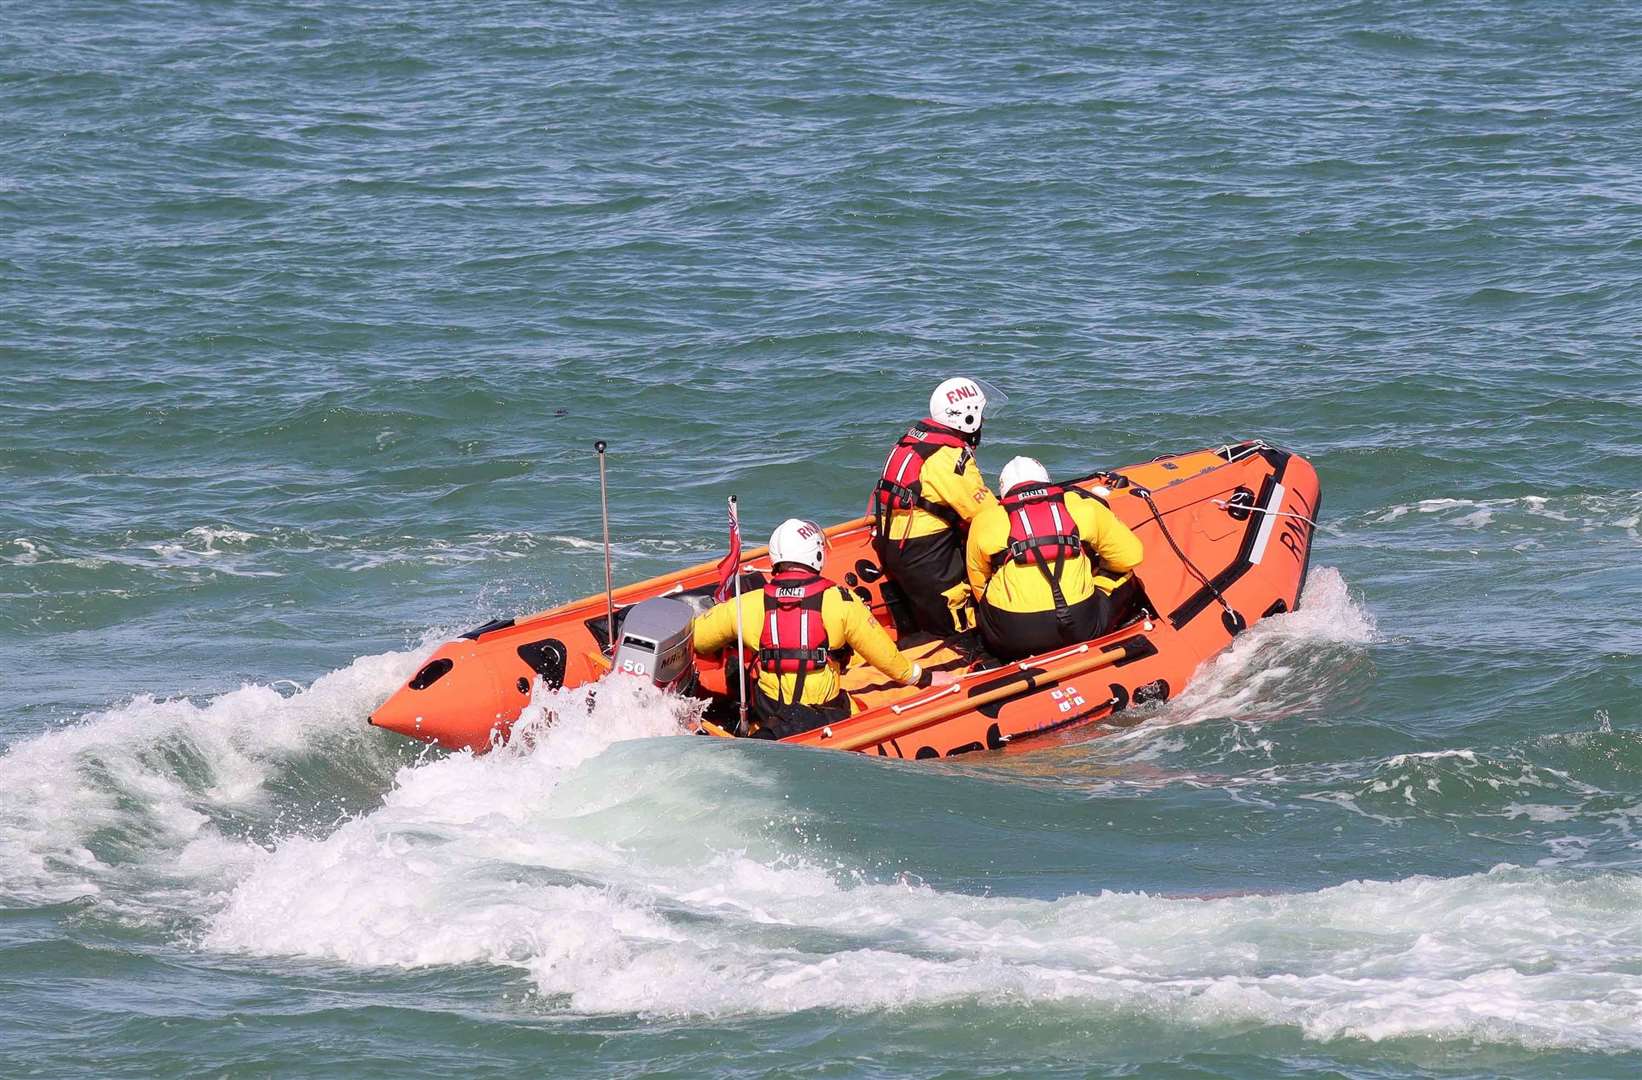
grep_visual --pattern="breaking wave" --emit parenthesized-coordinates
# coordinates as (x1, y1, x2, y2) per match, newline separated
(1107, 566, 1378, 756)
(0, 648, 428, 912)
(194, 703, 1642, 1049)
(6, 570, 1640, 1050)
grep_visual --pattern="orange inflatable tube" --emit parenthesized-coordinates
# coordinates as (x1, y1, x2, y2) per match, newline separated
(370, 440, 1320, 758)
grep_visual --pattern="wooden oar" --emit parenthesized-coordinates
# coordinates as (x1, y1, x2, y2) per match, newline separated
(809, 641, 1135, 753)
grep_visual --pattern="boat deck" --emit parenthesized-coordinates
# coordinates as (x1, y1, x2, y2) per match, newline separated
(841, 633, 973, 711)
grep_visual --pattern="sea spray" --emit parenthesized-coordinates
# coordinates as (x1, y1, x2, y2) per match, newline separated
(1107, 567, 1378, 752)
(4, 569, 1636, 1058)
(202, 674, 707, 964)
(0, 647, 426, 910)
(186, 630, 1642, 1048)
(208, 729, 1642, 1049)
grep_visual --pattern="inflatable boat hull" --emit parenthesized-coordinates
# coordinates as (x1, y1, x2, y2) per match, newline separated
(370, 441, 1320, 758)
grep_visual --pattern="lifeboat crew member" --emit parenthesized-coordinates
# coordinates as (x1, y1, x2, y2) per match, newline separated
(693, 518, 956, 739)
(965, 456, 1145, 662)
(870, 376, 1000, 637)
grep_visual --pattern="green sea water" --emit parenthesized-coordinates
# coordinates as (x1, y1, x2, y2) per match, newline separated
(3, 1, 1641, 1076)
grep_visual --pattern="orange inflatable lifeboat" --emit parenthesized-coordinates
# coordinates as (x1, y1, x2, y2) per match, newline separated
(370, 440, 1320, 759)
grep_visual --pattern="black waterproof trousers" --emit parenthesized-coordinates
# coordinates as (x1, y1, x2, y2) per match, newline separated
(978, 592, 1108, 662)
(872, 530, 965, 636)
(751, 685, 851, 740)
(976, 578, 1142, 662)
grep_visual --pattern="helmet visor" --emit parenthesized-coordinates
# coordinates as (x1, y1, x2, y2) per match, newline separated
(973, 378, 1008, 416)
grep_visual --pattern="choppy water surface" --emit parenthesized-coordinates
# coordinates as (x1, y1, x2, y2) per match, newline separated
(3, 2, 1641, 1077)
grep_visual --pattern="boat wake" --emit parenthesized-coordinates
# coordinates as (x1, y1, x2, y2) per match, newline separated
(3, 568, 1639, 1052)
(1086, 567, 1380, 769)
(0, 647, 427, 913)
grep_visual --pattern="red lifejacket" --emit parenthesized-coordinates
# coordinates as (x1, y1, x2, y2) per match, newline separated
(871, 420, 968, 538)
(992, 485, 1086, 614)
(757, 569, 836, 704)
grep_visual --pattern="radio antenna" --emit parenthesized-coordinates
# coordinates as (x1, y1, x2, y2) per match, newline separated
(594, 441, 615, 651)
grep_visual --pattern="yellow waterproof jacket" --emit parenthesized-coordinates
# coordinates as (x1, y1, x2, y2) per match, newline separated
(966, 489, 1144, 614)
(878, 442, 997, 542)
(692, 584, 918, 706)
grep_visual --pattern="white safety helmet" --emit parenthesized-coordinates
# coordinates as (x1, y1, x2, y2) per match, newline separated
(768, 517, 827, 572)
(998, 455, 1050, 496)
(929, 376, 1003, 435)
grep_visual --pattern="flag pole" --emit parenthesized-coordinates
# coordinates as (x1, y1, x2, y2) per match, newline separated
(595, 441, 615, 652)
(730, 495, 749, 736)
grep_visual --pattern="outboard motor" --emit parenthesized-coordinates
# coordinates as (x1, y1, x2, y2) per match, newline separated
(610, 596, 698, 695)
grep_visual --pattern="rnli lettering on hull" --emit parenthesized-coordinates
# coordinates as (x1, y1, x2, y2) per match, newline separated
(1166, 448, 1307, 631)
(1279, 487, 1315, 564)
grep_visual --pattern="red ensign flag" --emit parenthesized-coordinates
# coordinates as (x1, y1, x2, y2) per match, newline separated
(713, 497, 742, 602)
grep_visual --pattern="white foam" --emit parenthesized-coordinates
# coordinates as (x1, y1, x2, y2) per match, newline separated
(176, 599, 1637, 1050)
(4, 528, 595, 577)
(1506, 803, 1579, 823)
(183, 526, 258, 548)
(1362, 749, 1605, 816)
(204, 755, 1642, 1051)
(1372, 492, 1642, 541)
(126, 524, 272, 576)
(1384, 749, 1479, 767)
(10, 585, 1639, 1050)
(539, 534, 603, 552)
(203, 675, 707, 963)
(0, 647, 427, 909)
(1113, 566, 1376, 740)
(539, 534, 717, 559)
(5, 537, 46, 564)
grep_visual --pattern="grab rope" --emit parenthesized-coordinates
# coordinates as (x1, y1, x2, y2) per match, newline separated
(1134, 486, 1240, 627)
(1212, 498, 1341, 538)
(1211, 499, 1320, 529)
(1214, 439, 1270, 464)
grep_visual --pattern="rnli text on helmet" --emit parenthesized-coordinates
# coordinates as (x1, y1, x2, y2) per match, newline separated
(947, 384, 979, 404)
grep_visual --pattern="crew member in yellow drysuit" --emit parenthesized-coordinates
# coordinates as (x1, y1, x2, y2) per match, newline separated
(870, 376, 999, 637)
(966, 456, 1145, 662)
(694, 518, 956, 738)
